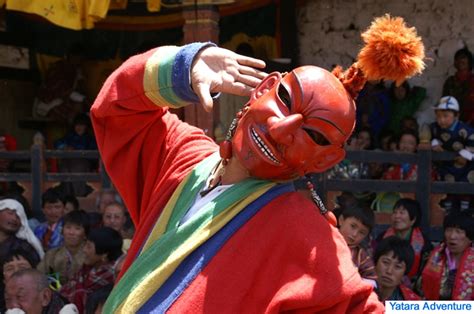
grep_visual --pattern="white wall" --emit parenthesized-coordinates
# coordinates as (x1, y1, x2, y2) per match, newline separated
(297, 0, 474, 124)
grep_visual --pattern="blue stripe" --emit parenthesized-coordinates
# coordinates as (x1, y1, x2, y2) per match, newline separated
(171, 42, 216, 103)
(137, 183, 294, 314)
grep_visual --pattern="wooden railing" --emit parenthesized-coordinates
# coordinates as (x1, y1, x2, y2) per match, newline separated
(312, 145, 474, 241)
(1, 144, 473, 241)
(0, 145, 111, 212)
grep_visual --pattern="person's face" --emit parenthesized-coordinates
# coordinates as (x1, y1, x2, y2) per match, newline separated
(63, 223, 86, 248)
(74, 123, 87, 136)
(232, 67, 354, 180)
(83, 240, 105, 266)
(338, 216, 370, 247)
(435, 110, 457, 129)
(3, 256, 32, 282)
(445, 227, 472, 256)
(376, 251, 406, 289)
(64, 202, 75, 214)
(0, 209, 21, 235)
(99, 193, 116, 213)
(455, 56, 470, 72)
(356, 131, 371, 150)
(42, 201, 65, 224)
(401, 119, 417, 132)
(391, 206, 415, 233)
(103, 205, 126, 232)
(398, 134, 417, 153)
(393, 85, 407, 100)
(5, 275, 51, 314)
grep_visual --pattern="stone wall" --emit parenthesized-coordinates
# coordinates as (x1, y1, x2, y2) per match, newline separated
(297, 0, 474, 124)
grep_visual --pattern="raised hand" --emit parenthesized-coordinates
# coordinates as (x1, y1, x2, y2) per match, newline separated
(191, 46, 267, 112)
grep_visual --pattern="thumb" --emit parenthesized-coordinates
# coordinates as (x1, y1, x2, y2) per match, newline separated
(195, 83, 214, 112)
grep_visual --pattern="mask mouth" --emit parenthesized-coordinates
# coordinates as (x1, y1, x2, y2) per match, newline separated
(250, 127, 280, 164)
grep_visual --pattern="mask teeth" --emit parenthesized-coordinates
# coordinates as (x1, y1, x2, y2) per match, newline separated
(250, 128, 280, 164)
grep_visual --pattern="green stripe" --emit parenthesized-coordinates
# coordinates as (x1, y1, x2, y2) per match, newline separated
(157, 52, 181, 105)
(104, 154, 271, 312)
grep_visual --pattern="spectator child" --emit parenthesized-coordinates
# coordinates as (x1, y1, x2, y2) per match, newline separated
(34, 188, 65, 251)
(430, 96, 474, 209)
(338, 206, 377, 287)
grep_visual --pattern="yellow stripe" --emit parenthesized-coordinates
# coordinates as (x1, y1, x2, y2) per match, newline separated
(141, 173, 190, 252)
(116, 183, 275, 313)
(143, 46, 182, 109)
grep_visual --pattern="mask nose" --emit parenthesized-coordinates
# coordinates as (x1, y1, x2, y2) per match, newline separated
(267, 114, 303, 145)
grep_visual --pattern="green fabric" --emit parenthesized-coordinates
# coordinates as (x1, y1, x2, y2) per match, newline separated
(157, 51, 180, 105)
(106, 153, 272, 311)
(388, 86, 426, 135)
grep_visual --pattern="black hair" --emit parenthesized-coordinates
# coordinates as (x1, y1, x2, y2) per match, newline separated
(340, 205, 375, 231)
(85, 284, 113, 314)
(454, 47, 473, 70)
(390, 80, 411, 99)
(355, 127, 375, 150)
(73, 113, 91, 127)
(63, 194, 79, 211)
(63, 209, 90, 236)
(392, 198, 421, 227)
(374, 236, 414, 274)
(443, 211, 474, 241)
(398, 129, 419, 145)
(87, 227, 123, 262)
(0, 247, 40, 282)
(41, 188, 65, 207)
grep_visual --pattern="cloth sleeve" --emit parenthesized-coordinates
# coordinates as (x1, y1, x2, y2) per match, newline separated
(91, 43, 217, 226)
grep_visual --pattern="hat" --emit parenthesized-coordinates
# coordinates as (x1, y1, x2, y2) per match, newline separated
(434, 96, 459, 112)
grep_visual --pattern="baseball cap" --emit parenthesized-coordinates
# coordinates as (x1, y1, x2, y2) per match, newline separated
(434, 96, 459, 112)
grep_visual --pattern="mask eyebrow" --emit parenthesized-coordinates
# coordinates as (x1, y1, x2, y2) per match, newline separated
(306, 116, 346, 137)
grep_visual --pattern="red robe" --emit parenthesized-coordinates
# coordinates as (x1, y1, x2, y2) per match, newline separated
(91, 44, 384, 313)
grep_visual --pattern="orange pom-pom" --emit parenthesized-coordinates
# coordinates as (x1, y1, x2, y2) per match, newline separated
(357, 14, 425, 86)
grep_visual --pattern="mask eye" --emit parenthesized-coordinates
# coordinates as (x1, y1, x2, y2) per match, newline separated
(278, 84, 292, 111)
(304, 128, 330, 146)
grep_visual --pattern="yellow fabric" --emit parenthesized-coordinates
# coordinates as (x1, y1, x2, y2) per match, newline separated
(116, 182, 275, 312)
(141, 171, 188, 252)
(5, 0, 111, 30)
(143, 46, 184, 109)
(147, 0, 161, 12)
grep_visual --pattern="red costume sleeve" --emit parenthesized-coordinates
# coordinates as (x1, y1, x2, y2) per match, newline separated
(91, 47, 217, 233)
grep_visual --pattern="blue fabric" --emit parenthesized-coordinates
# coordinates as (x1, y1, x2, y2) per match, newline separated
(137, 183, 295, 314)
(172, 42, 216, 103)
(34, 220, 64, 250)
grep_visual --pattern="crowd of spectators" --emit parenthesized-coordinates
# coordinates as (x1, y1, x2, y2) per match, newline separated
(0, 46, 474, 312)
(0, 187, 132, 313)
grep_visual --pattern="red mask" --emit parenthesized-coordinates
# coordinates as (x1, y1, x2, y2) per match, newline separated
(232, 66, 356, 180)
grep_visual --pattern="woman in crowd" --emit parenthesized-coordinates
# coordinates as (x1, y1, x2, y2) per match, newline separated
(376, 198, 432, 284)
(419, 211, 474, 300)
(37, 210, 89, 286)
(374, 236, 421, 301)
(60, 227, 122, 313)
